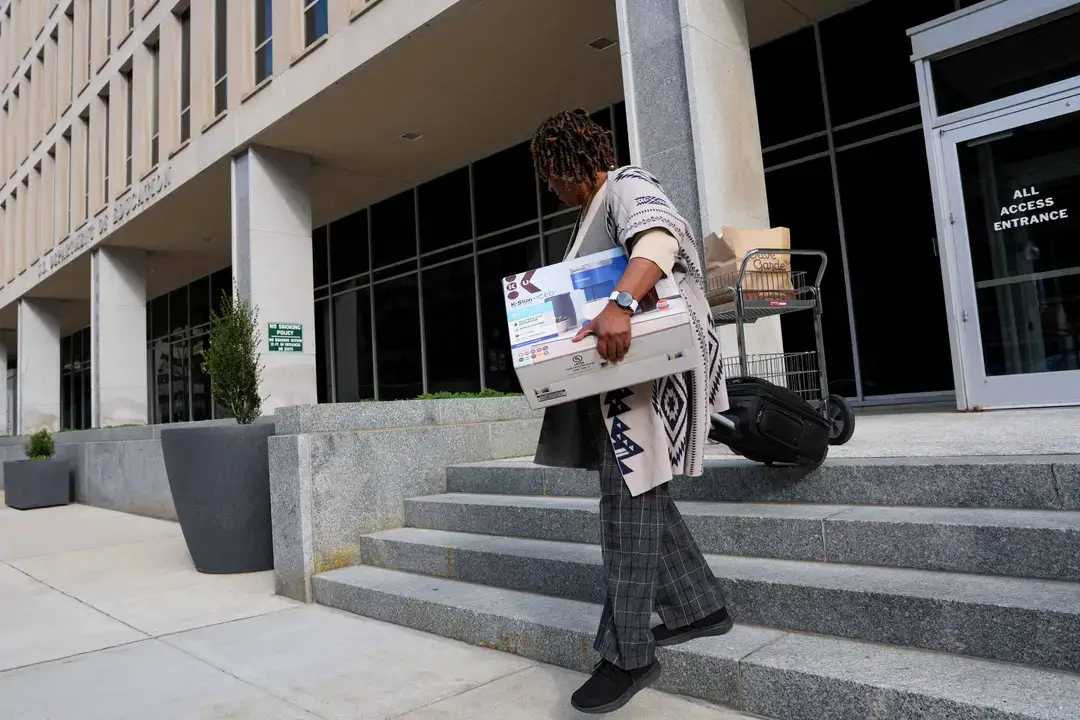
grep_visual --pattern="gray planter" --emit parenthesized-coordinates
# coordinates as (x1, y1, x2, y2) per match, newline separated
(3, 459, 71, 510)
(160, 424, 275, 574)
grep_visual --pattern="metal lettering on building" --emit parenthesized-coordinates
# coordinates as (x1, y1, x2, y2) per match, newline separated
(268, 323, 304, 352)
(38, 166, 174, 279)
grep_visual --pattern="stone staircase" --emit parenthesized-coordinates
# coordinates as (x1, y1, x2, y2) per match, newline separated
(313, 457, 1080, 719)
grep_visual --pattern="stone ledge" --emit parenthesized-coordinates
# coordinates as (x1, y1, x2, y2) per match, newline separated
(270, 409, 542, 602)
(274, 397, 539, 436)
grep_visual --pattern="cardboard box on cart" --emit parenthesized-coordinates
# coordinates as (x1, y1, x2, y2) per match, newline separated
(503, 248, 698, 411)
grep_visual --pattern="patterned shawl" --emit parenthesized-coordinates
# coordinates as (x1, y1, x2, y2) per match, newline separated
(533, 166, 728, 494)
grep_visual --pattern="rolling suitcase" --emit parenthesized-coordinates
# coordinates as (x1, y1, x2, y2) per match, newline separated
(710, 376, 830, 466)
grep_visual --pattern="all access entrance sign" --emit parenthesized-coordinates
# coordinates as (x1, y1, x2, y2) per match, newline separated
(268, 323, 303, 352)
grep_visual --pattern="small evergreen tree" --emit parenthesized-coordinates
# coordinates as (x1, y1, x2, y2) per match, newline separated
(202, 291, 264, 425)
(25, 428, 56, 460)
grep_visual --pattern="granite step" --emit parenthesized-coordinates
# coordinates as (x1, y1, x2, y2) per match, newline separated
(406, 493, 1080, 580)
(358, 527, 1080, 673)
(445, 456, 1080, 510)
(314, 564, 1080, 720)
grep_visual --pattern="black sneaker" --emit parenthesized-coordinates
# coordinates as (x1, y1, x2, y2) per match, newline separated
(652, 608, 734, 647)
(570, 659, 662, 714)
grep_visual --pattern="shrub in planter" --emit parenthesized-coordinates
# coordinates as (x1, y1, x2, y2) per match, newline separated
(3, 429, 71, 510)
(160, 292, 275, 574)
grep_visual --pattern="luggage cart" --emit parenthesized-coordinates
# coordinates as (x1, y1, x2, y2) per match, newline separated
(707, 248, 855, 446)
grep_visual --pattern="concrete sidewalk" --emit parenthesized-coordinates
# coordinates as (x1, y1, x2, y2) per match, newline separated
(0, 499, 750, 719)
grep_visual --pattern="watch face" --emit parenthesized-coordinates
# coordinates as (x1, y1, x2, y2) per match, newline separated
(617, 291, 634, 308)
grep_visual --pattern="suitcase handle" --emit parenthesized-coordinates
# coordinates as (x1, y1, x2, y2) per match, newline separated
(711, 413, 736, 431)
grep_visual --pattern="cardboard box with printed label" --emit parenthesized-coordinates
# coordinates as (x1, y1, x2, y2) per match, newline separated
(503, 247, 698, 411)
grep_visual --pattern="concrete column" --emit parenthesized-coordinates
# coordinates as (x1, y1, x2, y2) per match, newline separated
(0, 336, 9, 436)
(91, 247, 148, 428)
(231, 147, 318, 415)
(616, 0, 783, 356)
(17, 299, 62, 434)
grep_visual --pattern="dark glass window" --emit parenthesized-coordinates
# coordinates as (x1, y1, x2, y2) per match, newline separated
(932, 11, 1080, 116)
(330, 209, 369, 281)
(150, 339, 168, 424)
(72, 368, 84, 430)
(765, 157, 857, 398)
(169, 287, 188, 335)
(473, 142, 537, 237)
(333, 287, 374, 402)
(835, 131, 954, 396)
(423, 259, 480, 393)
(60, 334, 73, 430)
(614, 101, 631, 167)
(315, 298, 331, 403)
(751, 27, 826, 147)
(190, 333, 211, 421)
(543, 226, 574, 266)
(374, 275, 422, 400)
(151, 295, 169, 339)
(146, 267, 233, 424)
(371, 190, 417, 269)
(312, 225, 329, 288)
(478, 240, 542, 393)
(211, 268, 232, 317)
(820, 0, 955, 126)
(171, 340, 190, 423)
(189, 276, 211, 328)
(419, 168, 472, 255)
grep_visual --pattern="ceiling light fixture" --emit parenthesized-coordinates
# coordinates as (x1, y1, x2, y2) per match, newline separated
(400, 132, 424, 141)
(588, 37, 617, 51)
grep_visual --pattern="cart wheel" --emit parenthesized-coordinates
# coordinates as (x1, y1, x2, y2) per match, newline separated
(826, 394, 855, 445)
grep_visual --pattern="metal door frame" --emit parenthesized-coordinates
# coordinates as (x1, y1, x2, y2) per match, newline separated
(911, 0, 1080, 409)
(939, 93, 1080, 409)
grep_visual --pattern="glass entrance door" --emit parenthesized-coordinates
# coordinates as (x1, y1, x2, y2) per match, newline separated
(943, 93, 1080, 408)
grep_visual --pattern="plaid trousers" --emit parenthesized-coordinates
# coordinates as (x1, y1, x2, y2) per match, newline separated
(583, 400, 727, 671)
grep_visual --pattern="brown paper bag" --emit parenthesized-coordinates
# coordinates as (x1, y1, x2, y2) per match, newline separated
(704, 227, 794, 302)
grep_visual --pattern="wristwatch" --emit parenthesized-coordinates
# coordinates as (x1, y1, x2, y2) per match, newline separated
(609, 291, 639, 314)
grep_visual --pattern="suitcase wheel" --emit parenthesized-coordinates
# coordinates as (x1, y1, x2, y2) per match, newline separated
(827, 394, 856, 446)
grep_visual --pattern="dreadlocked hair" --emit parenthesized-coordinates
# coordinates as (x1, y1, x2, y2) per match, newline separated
(530, 109, 616, 184)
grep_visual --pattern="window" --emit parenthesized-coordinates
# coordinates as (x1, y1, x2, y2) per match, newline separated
(127, 0, 134, 30)
(179, 9, 191, 141)
(86, 0, 93, 80)
(302, 0, 327, 48)
(254, 0, 271, 84)
(61, 328, 92, 430)
(149, 40, 160, 166)
(64, 131, 73, 233)
(371, 190, 416, 269)
(101, 92, 109, 202)
(213, 0, 228, 115)
(374, 274, 422, 400)
(146, 267, 233, 423)
(423, 258, 480, 393)
(122, 68, 132, 186)
(106, 0, 112, 50)
(67, 4, 75, 104)
(81, 113, 90, 219)
(333, 286, 375, 402)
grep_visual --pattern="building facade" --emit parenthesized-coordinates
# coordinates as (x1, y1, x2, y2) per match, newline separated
(0, 0, 1076, 433)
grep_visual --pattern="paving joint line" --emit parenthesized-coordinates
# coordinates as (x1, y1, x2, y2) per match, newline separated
(385, 663, 538, 720)
(4, 563, 149, 638)
(160, 637, 333, 720)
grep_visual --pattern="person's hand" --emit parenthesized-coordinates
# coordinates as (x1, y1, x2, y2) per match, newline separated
(574, 304, 632, 363)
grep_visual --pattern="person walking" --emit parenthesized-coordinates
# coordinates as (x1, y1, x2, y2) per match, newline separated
(529, 109, 733, 714)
